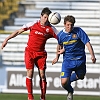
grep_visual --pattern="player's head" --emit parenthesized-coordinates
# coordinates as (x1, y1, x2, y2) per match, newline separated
(41, 7, 52, 16)
(64, 15, 75, 33)
(40, 7, 52, 25)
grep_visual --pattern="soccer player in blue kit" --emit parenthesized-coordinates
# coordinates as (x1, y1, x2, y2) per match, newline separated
(52, 15, 96, 100)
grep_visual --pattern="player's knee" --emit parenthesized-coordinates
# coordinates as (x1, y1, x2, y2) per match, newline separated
(62, 84, 66, 89)
(61, 79, 69, 88)
(61, 82, 66, 87)
(77, 74, 85, 80)
(61, 81, 69, 90)
(40, 73, 46, 80)
(27, 69, 33, 78)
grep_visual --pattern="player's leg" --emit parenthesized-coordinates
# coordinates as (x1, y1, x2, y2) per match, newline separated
(70, 60, 86, 83)
(60, 60, 73, 100)
(35, 52, 47, 100)
(75, 61, 86, 80)
(38, 69, 47, 100)
(25, 49, 34, 100)
(61, 77, 73, 93)
(61, 73, 78, 100)
(66, 72, 78, 100)
(70, 73, 78, 82)
(61, 77, 73, 100)
(26, 69, 34, 100)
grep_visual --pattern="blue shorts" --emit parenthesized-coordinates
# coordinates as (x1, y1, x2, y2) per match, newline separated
(60, 59, 86, 78)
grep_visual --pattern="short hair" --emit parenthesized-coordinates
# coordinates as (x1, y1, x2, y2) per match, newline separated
(41, 7, 52, 16)
(64, 15, 75, 24)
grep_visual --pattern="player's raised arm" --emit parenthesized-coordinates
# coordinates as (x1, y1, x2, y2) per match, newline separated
(1, 28, 24, 49)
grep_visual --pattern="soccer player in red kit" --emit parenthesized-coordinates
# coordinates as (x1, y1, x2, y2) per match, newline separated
(1, 7, 58, 100)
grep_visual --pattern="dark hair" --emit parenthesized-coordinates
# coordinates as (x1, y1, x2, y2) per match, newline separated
(64, 15, 75, 24)
(41, 7, 52, 16)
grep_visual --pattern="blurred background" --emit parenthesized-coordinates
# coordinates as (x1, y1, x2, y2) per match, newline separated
(0, 0, 100, 96)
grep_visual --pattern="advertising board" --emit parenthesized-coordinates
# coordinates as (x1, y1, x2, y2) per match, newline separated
(1, 67, 100, 95)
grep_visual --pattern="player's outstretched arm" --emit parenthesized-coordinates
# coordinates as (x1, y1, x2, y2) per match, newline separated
(86, 42, 96, 63)
(1, 28, 24, 49)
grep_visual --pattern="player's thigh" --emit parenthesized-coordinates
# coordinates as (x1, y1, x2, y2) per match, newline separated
(60, 60, 72, 78)
(24, 49, 34, 69)
(75, 62, 86, 79)
(35, 56, 47, 70)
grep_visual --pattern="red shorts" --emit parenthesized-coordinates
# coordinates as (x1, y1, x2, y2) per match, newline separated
(24, 47, 47, 70)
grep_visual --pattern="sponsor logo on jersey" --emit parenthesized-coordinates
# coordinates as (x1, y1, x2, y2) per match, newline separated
(35, 31, 43, 35)
(63, 40, 77, 45)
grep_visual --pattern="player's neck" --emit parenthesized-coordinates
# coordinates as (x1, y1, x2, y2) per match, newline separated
(40, 20, 49, 26)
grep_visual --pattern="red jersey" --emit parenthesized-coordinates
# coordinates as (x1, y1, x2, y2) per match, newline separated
(22, 20, 58, 51)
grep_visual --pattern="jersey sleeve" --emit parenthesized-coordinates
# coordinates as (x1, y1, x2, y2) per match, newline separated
(21, 20, 37, 31)
(51, 26, 59, 35)
(77, 27, 90, 44)
(50, 26, 59, 39)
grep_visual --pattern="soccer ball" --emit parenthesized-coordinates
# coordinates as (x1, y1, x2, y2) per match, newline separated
(48, 12, 61, 25)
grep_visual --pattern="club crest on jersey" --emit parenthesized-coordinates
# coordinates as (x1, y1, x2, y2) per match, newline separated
(72, 34, 77, 38)
(46, 28, 49, 33)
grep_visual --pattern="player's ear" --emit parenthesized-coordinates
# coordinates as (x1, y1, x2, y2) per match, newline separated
(40, 15, 43, 19)
(64, 23, 66, 27)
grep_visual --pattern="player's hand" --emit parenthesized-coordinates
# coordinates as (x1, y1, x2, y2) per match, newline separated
(1, 40, 8, 49)
(58, 49, 65, 54)
(91, 57, 96, 63)
(52, 57, 59, 65)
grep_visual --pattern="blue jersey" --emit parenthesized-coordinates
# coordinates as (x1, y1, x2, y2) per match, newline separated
(57, 27, 90, 61)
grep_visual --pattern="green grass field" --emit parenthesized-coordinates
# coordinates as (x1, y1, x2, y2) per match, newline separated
(0, 93, 100, 100)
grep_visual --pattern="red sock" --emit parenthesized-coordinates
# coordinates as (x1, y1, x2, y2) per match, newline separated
(40, 79, 47, 100)
(26, 77, 34, 99)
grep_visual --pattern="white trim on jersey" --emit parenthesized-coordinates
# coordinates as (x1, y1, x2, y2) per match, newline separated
(21, 20, 38, 29)
(51, 25, 59, 35)
(21, 20, 59, 35)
